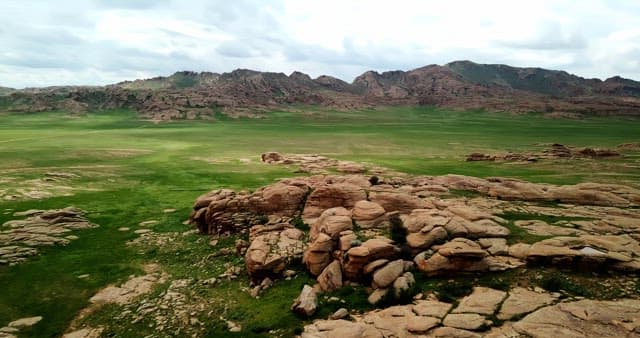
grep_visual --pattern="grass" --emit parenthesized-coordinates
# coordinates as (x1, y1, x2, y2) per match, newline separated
(0, 106, 638, 336)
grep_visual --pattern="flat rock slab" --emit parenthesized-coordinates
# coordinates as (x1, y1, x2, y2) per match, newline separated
(412, 300, 452, 319)
(442, 313, 487, 330)
(8, 316, 42, 328)
(512, 299, 640, 338)
(452, 287, 506, 315)
(62, 327, 104, 338)
(497, 287, 558, 320)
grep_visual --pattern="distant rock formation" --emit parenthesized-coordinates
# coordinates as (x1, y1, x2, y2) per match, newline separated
(2, 60, 640, 119)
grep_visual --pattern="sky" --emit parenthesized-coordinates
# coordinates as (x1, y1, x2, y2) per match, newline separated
(1, 0, 639, 88)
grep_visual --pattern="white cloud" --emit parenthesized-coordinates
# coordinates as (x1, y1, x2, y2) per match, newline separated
(0, 0, 639, 88)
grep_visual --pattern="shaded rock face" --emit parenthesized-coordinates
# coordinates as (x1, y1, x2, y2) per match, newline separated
(0, 207, 98, 265)
(190, 181, 310, 234)
(244, 223, 306, 281)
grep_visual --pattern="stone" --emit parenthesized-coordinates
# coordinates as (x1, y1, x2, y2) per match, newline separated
(363, 259, 388, 275)
(291, 285, 318, 316)
(8, 316, 42, 328)
(62, 327, 104, 338)
(352, 201, 386, 228)
(478, 238, 508, 255)
(403, 209, 450, 233)
(406, 316, 440, 333)
(367, 288, 388, 305)
(442, 313, 486, 330)
(430, 327, 481, 338)
(303, 233, 334, 276)
(302, 183, 367, 222)
(310, 207, 353, 241)
(317, 260, 343, 292)
(372, 259, 404, 289)
(369, 191, 427, 213)
(245, 224, 305, 280)
(406, 226, 448, 251)
(497, 287, 558, 320)
(329, 308, 349, 320)
(134, 229, 152, 234)
(512, 299, 640, 338)
(343, 238, 399, 280)
(412, 300, 452, 319)
(437, 238, 487, 258)
(452, 287, 506, 315)
(392, 272, 414, 297)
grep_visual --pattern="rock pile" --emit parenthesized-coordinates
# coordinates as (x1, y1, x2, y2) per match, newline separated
(260, 152, 392, 175)
(0, 207, 97, 265)
(301, 286, 640, 337)
(466, 143, 621, 162)
(190, 172, 640, 329)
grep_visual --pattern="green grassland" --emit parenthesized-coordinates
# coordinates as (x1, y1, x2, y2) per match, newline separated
(0, 107, 639, 337)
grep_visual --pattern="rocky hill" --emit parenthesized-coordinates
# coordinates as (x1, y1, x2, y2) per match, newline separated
(2, 61, 639, 119)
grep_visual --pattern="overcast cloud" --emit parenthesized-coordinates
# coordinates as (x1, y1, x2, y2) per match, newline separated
(1, 0, 639, 88)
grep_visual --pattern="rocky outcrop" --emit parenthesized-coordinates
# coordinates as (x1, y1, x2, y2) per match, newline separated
(302, 286, 640, 338)
(0, 207, 98, 265)
(244, 223, 306, 281)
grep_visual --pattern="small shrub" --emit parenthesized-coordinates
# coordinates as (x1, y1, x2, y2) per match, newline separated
(292, 216, 309, 231)
(388, 213, 407, 245)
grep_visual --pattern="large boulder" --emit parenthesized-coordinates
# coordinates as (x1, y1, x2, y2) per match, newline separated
(369, 190, 428, 213)
(372, 259, 404, 289)
(291, 285, 318, 317)
(310, 207, 353, 241)
(352, 201, 386, 228)
(343, 238, 399, 280)
(244, 223, 306, 281)
(303, 233, 334, 276)
(302, 183, 367, 223)
(317, 260, 343, 292)
(190, 181, 310, 234)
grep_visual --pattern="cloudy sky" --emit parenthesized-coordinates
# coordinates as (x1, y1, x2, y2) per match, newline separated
(1, 0, 639, 88)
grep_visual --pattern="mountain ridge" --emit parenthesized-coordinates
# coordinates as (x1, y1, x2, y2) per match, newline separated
(2, 60, 639, 119)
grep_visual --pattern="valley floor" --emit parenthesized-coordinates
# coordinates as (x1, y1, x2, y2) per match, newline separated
(0, 107, 639, 337)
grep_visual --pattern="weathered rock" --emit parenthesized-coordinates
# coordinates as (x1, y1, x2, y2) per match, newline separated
(430, 326, 481, 338)
(497, 287, 558, 320)
(512, 299, 640, 338)
(478, 238, 508, 255)
(412, 300, 452, 319)
(369, 190, 428, 213)
(351, 201, 386, 228)
(1, 207, 97, 265)
(392, 272, 415, 297)
(436, 238, 487, 258)
(303, 233, 334, 276)
(317, 260, 343, 292)
(8, 316, 42, 328)
(452, 287, 506, 315)
(442, 313, 487, 330)
(310, 207, 352, 241)
(291, 285, 318, 317)
(406, 316, 440, 333)
(343, 238, 399, 280)
(302, 183, 366, 222)
(372, 259, 404, 289)
(406, 226, 448, 251)
(245, 224, 305, 280)
(329, 308, 349, 320)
